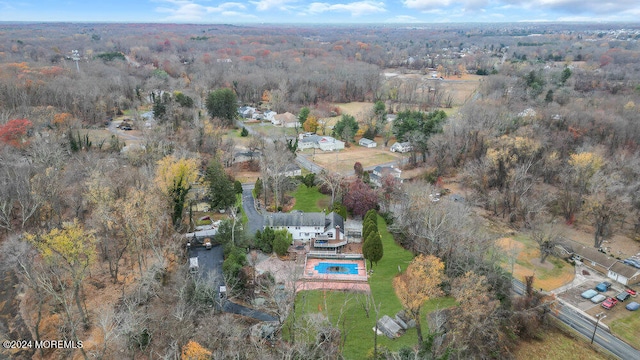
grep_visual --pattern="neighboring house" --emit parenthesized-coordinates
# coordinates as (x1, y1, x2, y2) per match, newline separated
(263, 110, 277, 122)
(281, 163, 302, 177)
(359, 138, 377, 148)
(390, 142, 412, 153)
(574, 246, 640, 285)
(370, 165, 402, 187)
(608, 262, 640, 286)
(298, 135, 345, 151)
(263, 211, 345, 242)
(238, 106, 256, 119)
(273, 112, 297, 128)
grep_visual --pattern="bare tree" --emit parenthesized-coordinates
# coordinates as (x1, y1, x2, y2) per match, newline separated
(530, 220, 562, 263)
(317, 170, 343, 207)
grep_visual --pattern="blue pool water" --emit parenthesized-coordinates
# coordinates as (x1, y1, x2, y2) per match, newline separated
(314, 262, 359, 275)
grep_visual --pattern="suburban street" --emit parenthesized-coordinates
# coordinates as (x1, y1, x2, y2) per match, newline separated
(512, 279, 639, 360)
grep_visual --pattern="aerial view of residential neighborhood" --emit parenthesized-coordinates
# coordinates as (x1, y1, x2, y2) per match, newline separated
(1, 1, 640, 359)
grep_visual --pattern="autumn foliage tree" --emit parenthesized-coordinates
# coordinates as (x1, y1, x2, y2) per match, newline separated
(155, 155, 199, 229)
(181, 340, 212, 360)
(343, 178, 377, 217)
(0, 118, 33, 148)
(26, 220, 97, 330)
(393, 254, 445, 347)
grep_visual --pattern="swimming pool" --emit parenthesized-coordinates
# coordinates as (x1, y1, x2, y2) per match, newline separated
(314, 262, 359, 275)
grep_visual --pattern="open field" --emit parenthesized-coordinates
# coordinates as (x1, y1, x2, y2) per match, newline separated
(305, 146, 402, 173)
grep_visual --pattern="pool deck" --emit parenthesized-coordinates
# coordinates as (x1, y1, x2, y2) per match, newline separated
(298, 258, 370, 292)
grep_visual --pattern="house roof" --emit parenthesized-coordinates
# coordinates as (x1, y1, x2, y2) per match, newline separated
(325, 212, 344, 232)
(263, 211, 344, 233)
(373, 165, 401, 176)
(273, 112, 296, 124)
(609, 262, 640, 279)
(359, 138, 375, 145)
(300, 135, 322, 144)
(264, 211, 325, 228)
(574, 246, 618, 268)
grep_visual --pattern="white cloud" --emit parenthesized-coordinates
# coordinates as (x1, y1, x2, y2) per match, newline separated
(307, 1, 386, 16)
(385, 15, 421, 22)
(155, 0, 246, 21)
(250, 0, 299, 11)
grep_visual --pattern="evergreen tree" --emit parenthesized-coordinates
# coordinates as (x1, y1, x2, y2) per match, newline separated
(363, 231, 383, 268)
(205, 159, 236, 211)
(205, 88, 237, 127)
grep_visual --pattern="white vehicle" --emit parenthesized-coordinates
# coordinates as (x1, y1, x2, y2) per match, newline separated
(189, 257, 199, 274)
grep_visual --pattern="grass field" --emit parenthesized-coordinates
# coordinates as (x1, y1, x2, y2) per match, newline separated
(290, 215, 457, 359)
(610, 312, 640, 349)
(514, 324, 613, 360)
(497, 235, 575, 291)
(290, 185, 330, 213)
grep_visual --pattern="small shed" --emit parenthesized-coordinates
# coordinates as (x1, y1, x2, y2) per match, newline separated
(359, 138, 377, 148)
(377, 315, 403, 339)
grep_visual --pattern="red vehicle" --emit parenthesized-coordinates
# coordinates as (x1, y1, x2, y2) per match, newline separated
(602, 297, 619, 309)
(626, 288, 637, 297)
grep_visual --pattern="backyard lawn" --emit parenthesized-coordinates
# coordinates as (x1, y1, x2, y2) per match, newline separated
(289, 215, 457, 359)
(290, 185, 330, 213)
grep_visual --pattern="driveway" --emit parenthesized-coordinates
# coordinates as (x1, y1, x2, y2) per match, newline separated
(188, 244, 275, 321)
(242, 184, 263, 235)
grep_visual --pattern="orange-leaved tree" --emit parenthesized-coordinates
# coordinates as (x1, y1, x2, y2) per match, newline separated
(0, 118, 33, 148)
(393, 254, 445, 347)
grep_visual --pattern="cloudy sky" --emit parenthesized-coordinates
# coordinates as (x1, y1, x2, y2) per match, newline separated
(1, 0, 639, 23)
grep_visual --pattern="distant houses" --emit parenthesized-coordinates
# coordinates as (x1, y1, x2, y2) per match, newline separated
(298, 134, 345, 151)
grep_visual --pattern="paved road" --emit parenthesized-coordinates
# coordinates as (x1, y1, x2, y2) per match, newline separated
(512, 279, 639, 359)
(241, 184, 263, 236)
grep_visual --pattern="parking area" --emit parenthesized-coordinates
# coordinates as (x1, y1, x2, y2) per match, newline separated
(556, 264, 638, 323)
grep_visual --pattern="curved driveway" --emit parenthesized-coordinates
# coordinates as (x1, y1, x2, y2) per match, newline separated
(242, 183, 263, 236)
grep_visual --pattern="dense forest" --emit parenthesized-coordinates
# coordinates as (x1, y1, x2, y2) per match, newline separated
(1, 22, 640, 359)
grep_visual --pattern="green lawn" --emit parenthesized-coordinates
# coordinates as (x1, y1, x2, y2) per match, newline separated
(291, 185, 330, 213)
(610, 313, 640, 349)
(289, 216, 457, 359)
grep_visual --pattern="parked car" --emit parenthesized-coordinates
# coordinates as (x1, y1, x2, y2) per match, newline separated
(616, 291, 631, 302)
(581, 289, 598, 299)
(596, 281, 612, 292)
(602, 297, 619, 309)
(626, 288, 637, 297)
(625, 301, 640, 311)
(591, 294, 607, 304)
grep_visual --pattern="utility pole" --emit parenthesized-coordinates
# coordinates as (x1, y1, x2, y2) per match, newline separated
(590, 312, 606, 344)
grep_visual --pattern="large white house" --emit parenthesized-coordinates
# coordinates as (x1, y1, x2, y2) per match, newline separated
(263, 211, 344, 242)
